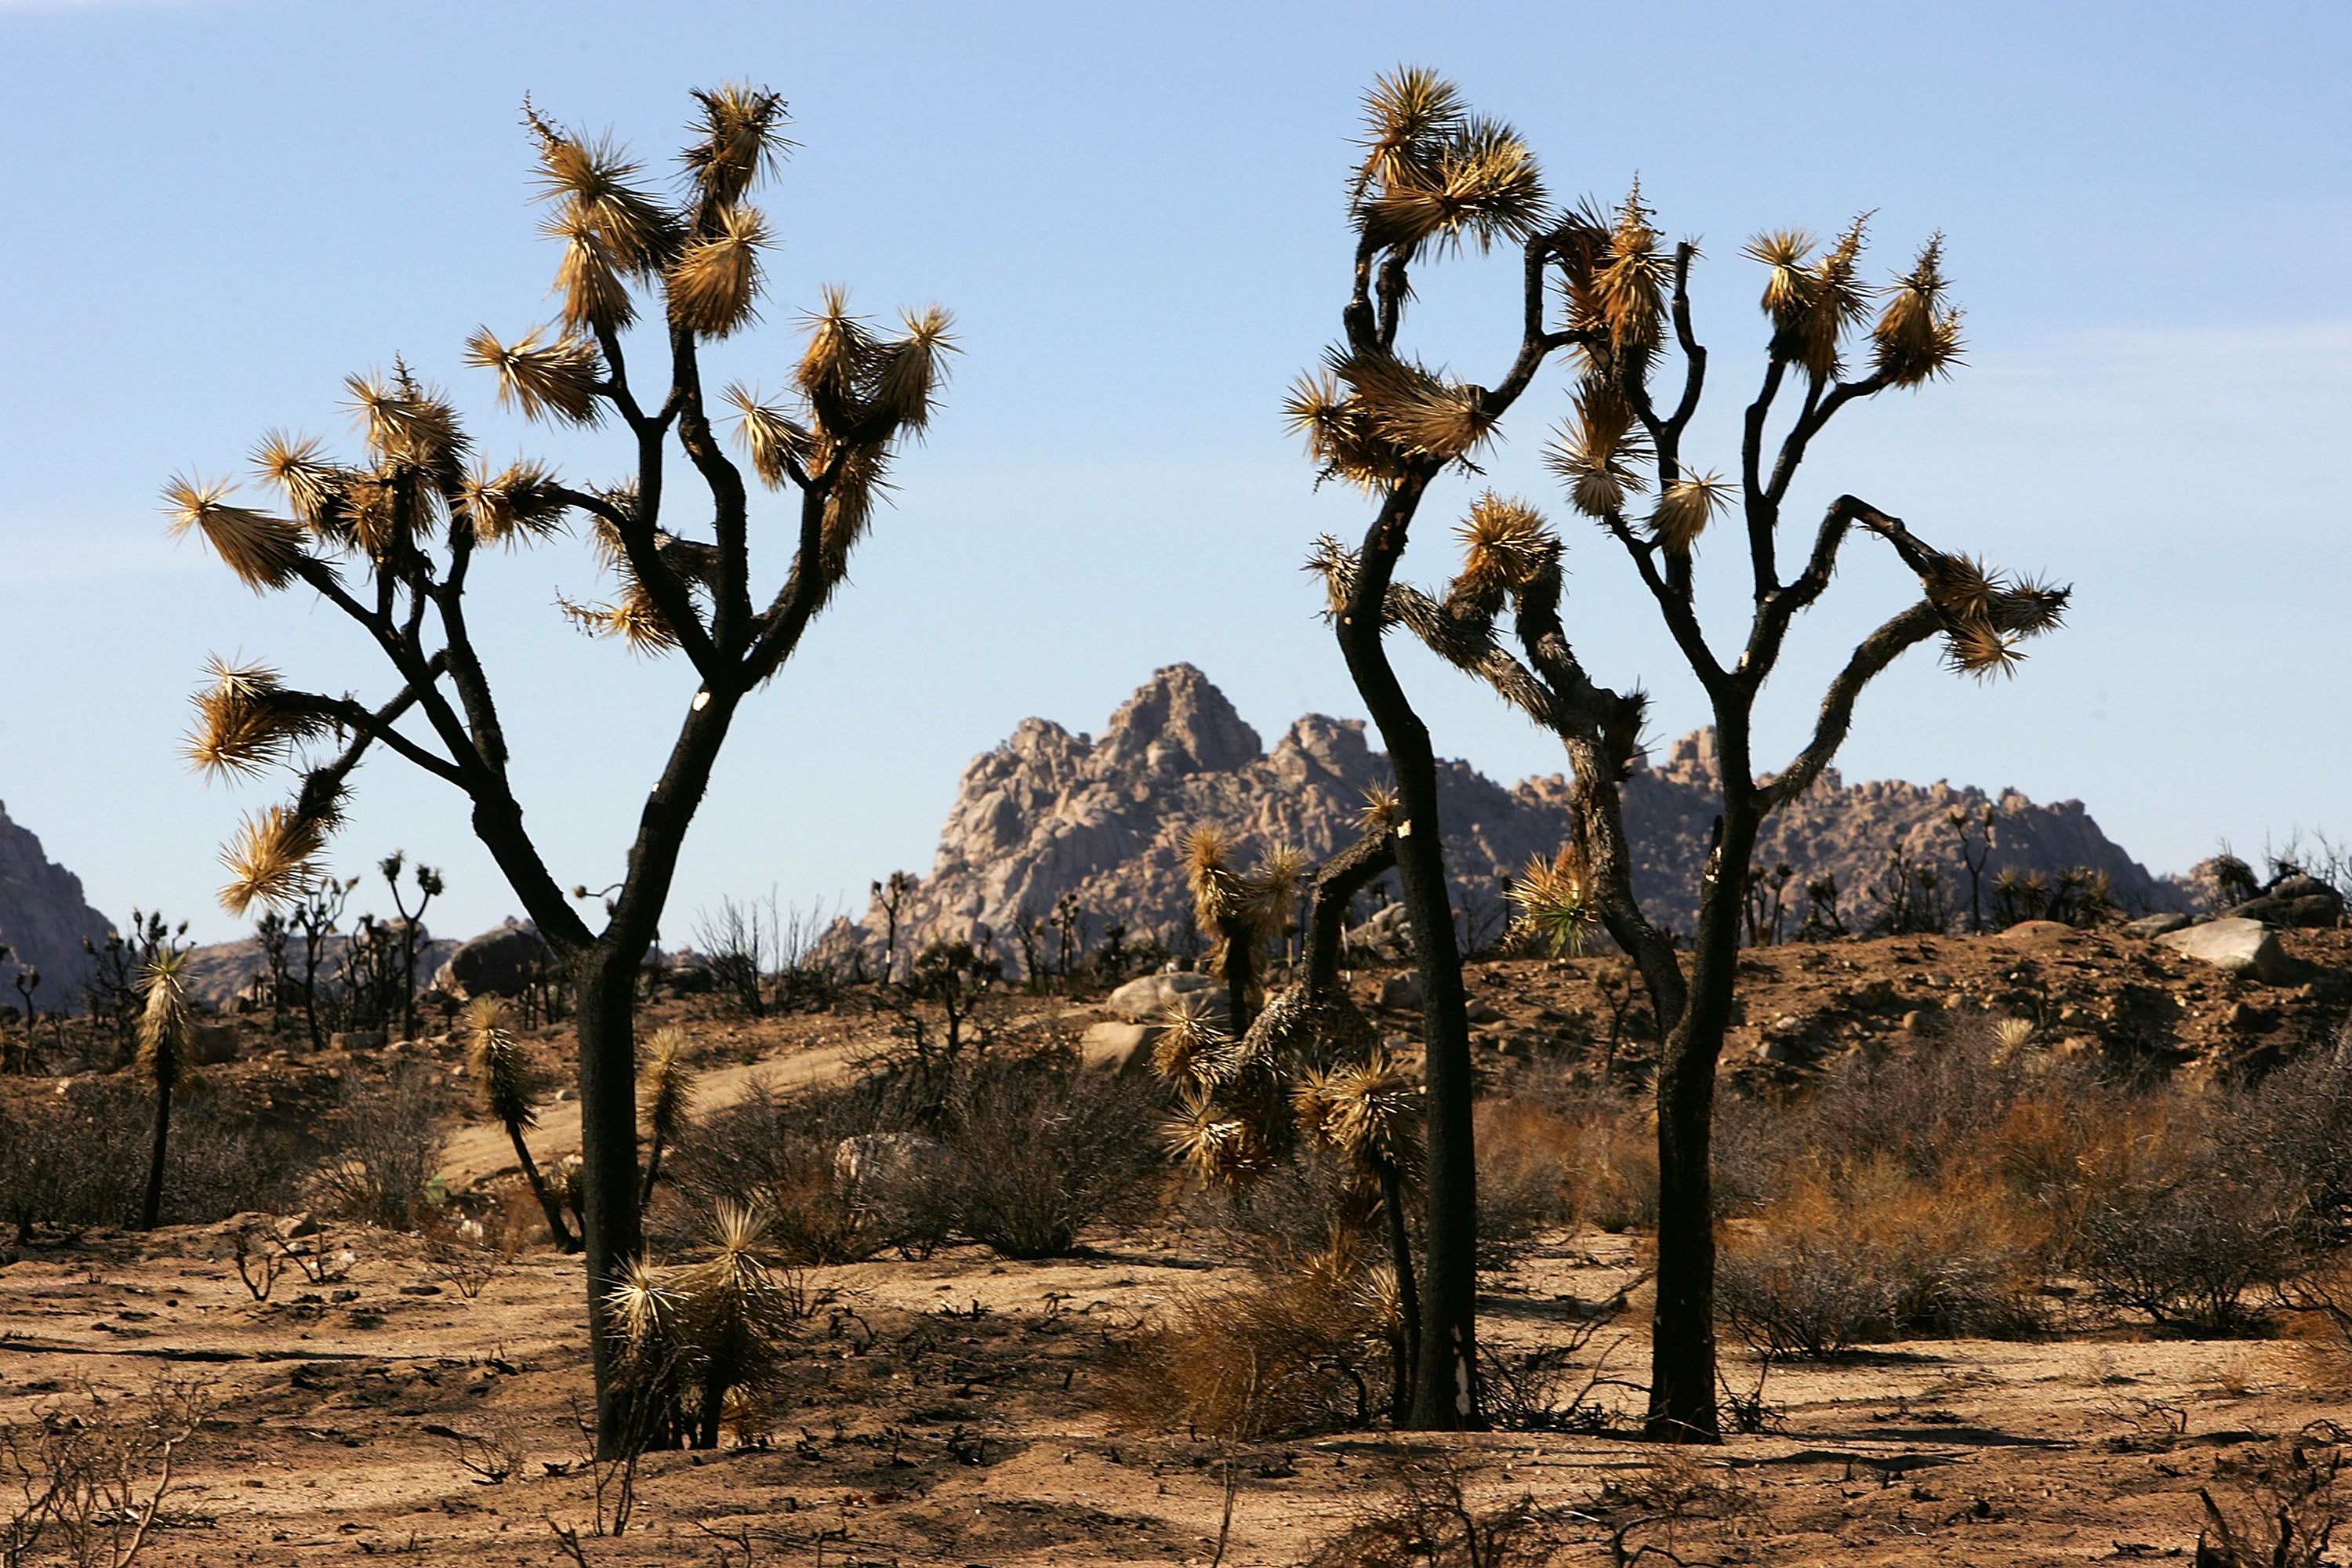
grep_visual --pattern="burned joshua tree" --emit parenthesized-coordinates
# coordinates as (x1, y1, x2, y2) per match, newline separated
(167, 85, 953, 1451)
(1294, 69, 2067, 1438)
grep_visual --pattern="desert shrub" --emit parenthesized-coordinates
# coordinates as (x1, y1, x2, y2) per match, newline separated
(1180, 1142, 1367, 1275)
(1300, 1449, 1564, 1568)
(2075, 1161, 2301, 1335)
(0, 1079, 303, 1236)
(1472, 1098, 1579, 1265)
(1103, 1261, 1390, 1439)
(2230, 1041, 2352, 1243)
(661, 1078, 909, 1264)
(305, 1060, 450, 1229)
(1717, 1157, 2049, 1357)
(929, 1051, 1163, 1258)
(2197, 1424, 2349, 1568)
(0, 1376, 211, 1568)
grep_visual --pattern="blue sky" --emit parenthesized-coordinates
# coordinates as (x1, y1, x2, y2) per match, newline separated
(2, 1, 2347, 943)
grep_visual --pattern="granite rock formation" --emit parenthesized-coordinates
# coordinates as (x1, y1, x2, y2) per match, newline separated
(837, 665, 2185, 970)
(0, 800, 112, 1009)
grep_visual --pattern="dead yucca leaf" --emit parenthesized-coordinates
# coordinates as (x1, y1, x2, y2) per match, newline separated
(1874, 233, 1964, 386)
(874, 305, 957, 434)
(250, 430, 353, 539)
(543, 201, 638, 335)
(666, 202, 768, 338)
(641, 1025, 697, 1151)
(1184, 824, 1248, 924)
(1337, 348, 1497, 463)
(163, 476, 307, 592)
(1283, 373, 1396, 491)
(1943, 616, 2024, 681)
(607, 1255, 688, 1373)
(1359, 113, 1548, 258)
(185, 655, 325, 779)
(794, 284, 884, 412)
(1357, 782, 1403, 835)
(682, 82, 790, 209)
(1154, 996, 1232, 1090)
(1544, 383, 1654, 519)
(559, 585, 679, 655)
(724, 384, 815, 488)
(1449, 492, 1554, 613)
(525, 109, 674, 274)
(1354, 65, 1466, 198)
(1509, 840, 1595, 957)
(464, 325, 604, 425)
(344, 368, 469, 481)
(459, 458, 570, 546)
(1594, 183, 1670, 359)
(1744, 227, 1817, 328)
(1647, 470, 1730, 555)
(218, 802, 327, 913)
(1316, 1051, 1423, 1177)
(1163, 1086, 1269, 1188)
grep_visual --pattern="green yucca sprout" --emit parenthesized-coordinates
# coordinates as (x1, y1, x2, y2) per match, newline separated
(673, 1201, 796, 1449)
(1508, 842, 1596, 958)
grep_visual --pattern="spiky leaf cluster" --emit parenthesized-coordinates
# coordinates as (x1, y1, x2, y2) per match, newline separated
(136, 949, 195, 1094)
(1508, 841, 1596, 957)
(184, 657, 328, 780)
(1351, 67, 1547, 260)
(605, 1202, 798, 1439)
(1293, 1050, 1424, 1189)
(466, 997, 540, 1131)
(1919, 550, 2070, 679)
(1183, 826, 1305, 974)
(1872, 234, 1965, 387)
(641, 1025, 697, 1149)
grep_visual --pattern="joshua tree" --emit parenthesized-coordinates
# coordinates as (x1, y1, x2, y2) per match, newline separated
(1303, 73, 2067, 1439)
(169, 85, 952, 1449)
(466, 997, 576, 1251)
(377, 850, 444, 1040)
(608, 1200, 794, 1450)
(136, 949, 197, 1230)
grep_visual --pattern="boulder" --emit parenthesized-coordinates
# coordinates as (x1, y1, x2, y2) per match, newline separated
(1105, 970, 1222, 1023)
(2122, 913, 2193, 939)
(1080, 1021, 1160, 1074)
(433, 920, 553, 1000)
(2227, 891, 2343, 928)
(2154, 916, 2308, 985)
(191, 1023, 238, 1066)
(1379, 971, 1425, 1011)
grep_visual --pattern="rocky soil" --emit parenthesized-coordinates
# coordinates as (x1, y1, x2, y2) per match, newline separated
(7, 921, 2352, 1564)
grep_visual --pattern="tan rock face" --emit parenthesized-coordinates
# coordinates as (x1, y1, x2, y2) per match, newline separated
(836, 665, 2187, 972)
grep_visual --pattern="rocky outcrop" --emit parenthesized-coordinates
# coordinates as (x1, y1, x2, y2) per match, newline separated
(0, 800, 111, 1009)
(833, 666, 2185, 970)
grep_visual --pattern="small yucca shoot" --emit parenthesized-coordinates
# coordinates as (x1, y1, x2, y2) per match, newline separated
(640, 1026, 697, 1204)
(1508, 841, 1596, 958)
(136, 949, 197, 1231)
(467, 997, 577, 1252)
(676, 1202, 794, 1449)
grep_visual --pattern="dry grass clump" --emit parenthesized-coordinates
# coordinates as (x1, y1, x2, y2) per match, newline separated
(304, 1058, 451, 1229)
(1102, 1253, 1392, 1439)
(0, 1078, 306, 1238)
(662, 1051, 1165, 1263)
(1717, 1155, 2050, 1357)
(1474, 1089, 1657, 1236)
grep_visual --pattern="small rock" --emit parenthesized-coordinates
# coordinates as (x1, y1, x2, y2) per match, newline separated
(331, 1030, 387, 1052)
(552, 1087, 575, 1103)
(1464, 1000, 1502, 1024)
(1105, 971, 1221, 1024)
(191, 1023, 239, 1065)
(2155, 916, 2308, 985)
(1379, 971, 1425, 1011)
(273, 1212, 321, 1240)
(1080, 1021, 1160, 1074)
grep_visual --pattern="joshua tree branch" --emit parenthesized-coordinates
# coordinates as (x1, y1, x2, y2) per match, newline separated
(666, 328, 754, 650)
(1662, 243, 1706, 439)
(288, 667, 466, 787)
(743, 475, 837, 684)
(595, 324, 651, 436)
(1757, 598, 1944, 813)
(1599, 514, 1726, 690)
(1740, 355, 1790, 597)
(1765, 370, 1886, 506)
(1305, 829, 1398, 994)
(429, 521, 517, 776)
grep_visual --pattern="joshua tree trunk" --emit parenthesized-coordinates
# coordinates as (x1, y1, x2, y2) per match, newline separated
(1644, 775, 1758, 1441)
(506, 1117, 579, 1253)
(140, 1080, 172, 1232)
(1377, 1161, 1421, 1423)
(1334, 475, 1483, 1430)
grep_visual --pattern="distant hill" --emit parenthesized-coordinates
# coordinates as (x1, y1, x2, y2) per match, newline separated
(0, 800, 112, 1011)
(833, 664, 2186, 965)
